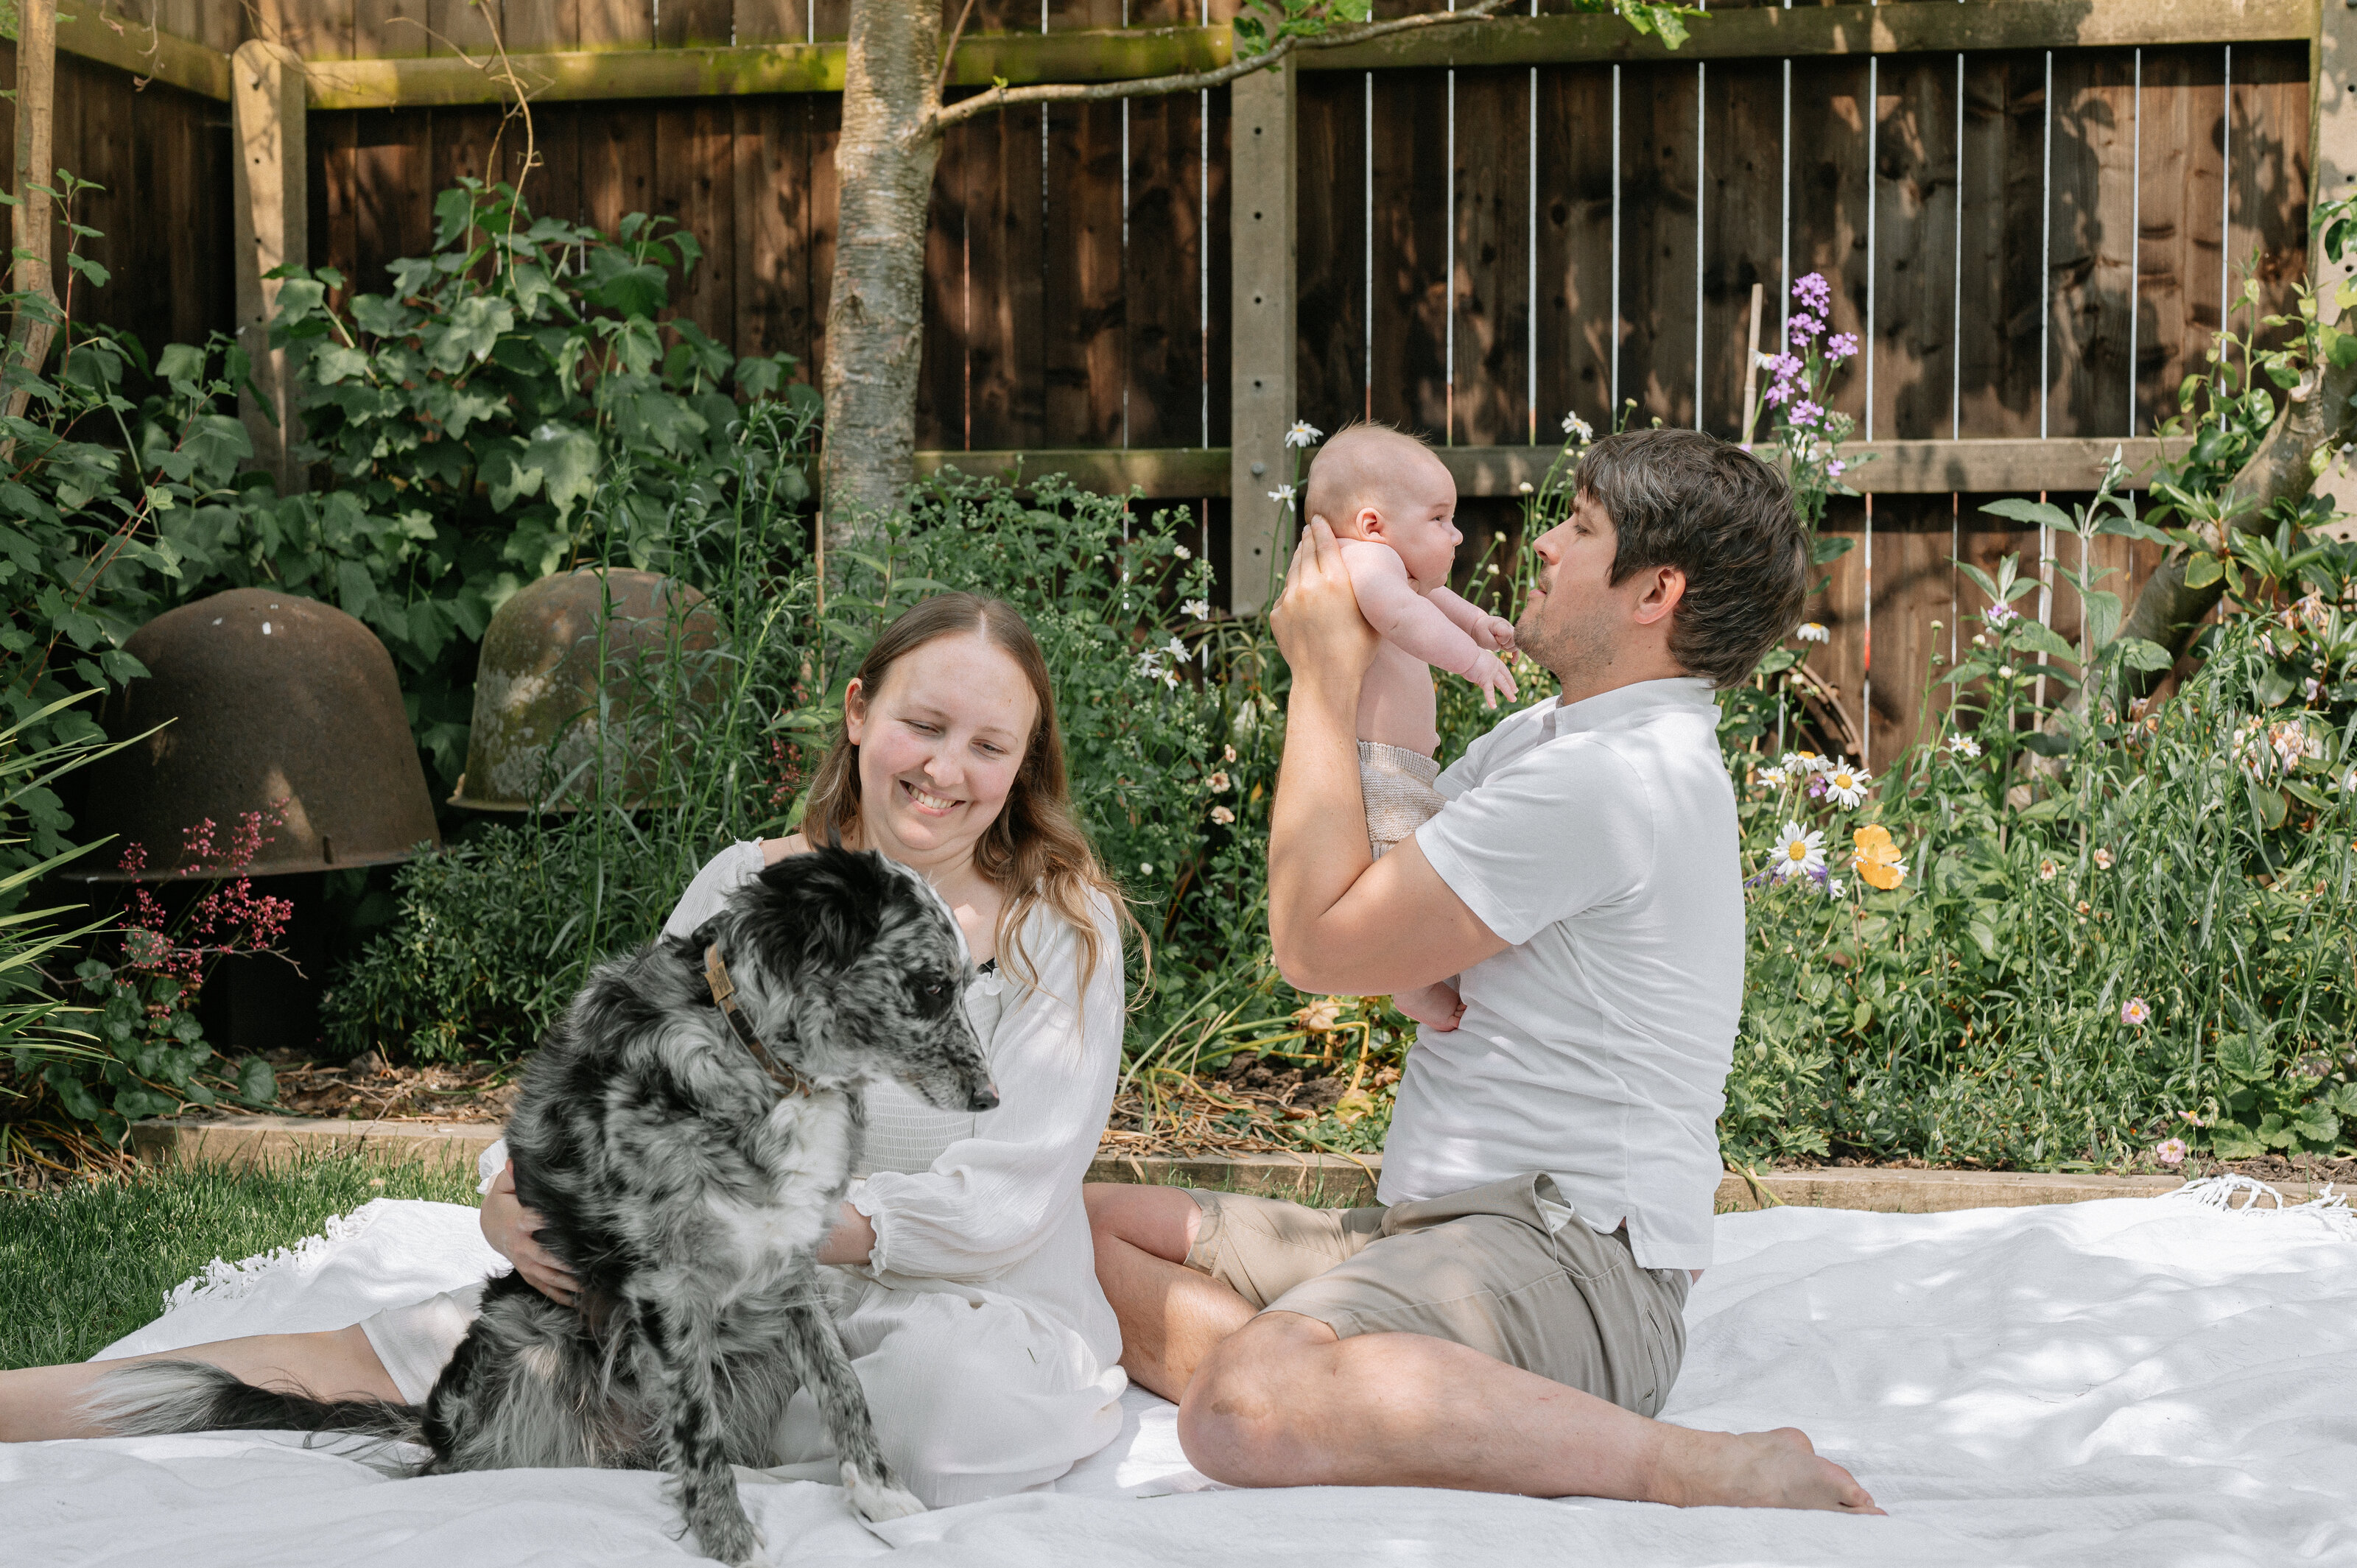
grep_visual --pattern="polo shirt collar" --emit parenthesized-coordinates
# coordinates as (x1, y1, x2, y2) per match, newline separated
(1541, 675, 1718, 739)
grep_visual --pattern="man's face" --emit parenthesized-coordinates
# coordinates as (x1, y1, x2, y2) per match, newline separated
(1514, 491, 1626, 681)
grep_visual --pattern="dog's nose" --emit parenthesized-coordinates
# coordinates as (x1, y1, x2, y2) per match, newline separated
(968, 1083, 1000, 1112)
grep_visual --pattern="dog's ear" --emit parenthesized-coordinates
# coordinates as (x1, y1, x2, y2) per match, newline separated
(744, 846, 888, 977)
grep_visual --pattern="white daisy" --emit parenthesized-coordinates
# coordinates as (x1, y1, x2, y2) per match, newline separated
(1182, 599, 1210, 621)
(1562, 412, 1594, 441)
(1285, 421, 1324, 449)
(1822, 759, 1871, 808)
(1757, 765, 1789, 788)
(1949, 734, 1981, 759)
(1795, 622, 1831, 644)
(1164, 636, 1189, 661)
(1768, 821, 1826, 882)
(1268, 485, 1296, 511)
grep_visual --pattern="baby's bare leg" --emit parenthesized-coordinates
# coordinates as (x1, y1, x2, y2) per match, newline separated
(1391, 982, 1464, 1032)
(0, 1325, 401, 1441)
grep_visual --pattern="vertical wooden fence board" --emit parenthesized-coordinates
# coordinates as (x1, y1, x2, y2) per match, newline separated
(733, 1, 807, 44)
(1700, 56, 1785, 440)
(509, 101, 582, 222)
(310, 112, 358, 301)
(577, 0, 657, 48)
(1811, 494, 1870, 756)
(355, 110, 435, 295)
(1954, 52, 2048, 439)
(1124, 88, 1206, 449)
(658, 0, 737, 46)
(1534, 64, 1615, 433)
(1450, 66, 1529, 447)
(967, 106, 1047, 451)
(578, 99, 656, 239)
(1042, 100, 1125, 448)
(426, 0, 501, 55)
(2226, 43, 2310, 359)
(1787, 55, 1872, 431)
(66, 55, 135, 338)
(1862, 493, 1957, 762)
(427, 105, 505, 200)
(654, 101, 737, 346)
(1203, 84, 1231, 446)
(2047, 50, 2138, 440)
(1294, 70, 1364, 435)
(1872, 52, 1961, 443)
(918, 100, 971, 449)
(1369, 68, 1448, 438)
(502, 1, 584, 52)
(2134, 48, 2227, 435)
(1615, 60, 1699, 431)
(354, 1, 433, 58)
(262, 0, 357, 60)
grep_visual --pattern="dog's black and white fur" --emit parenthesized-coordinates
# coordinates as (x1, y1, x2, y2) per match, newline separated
(92, 846, 997, 1564)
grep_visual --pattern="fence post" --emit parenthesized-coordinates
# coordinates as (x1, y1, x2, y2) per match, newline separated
(231, 40, 309, 494)
(1227, 57, 1298, 616)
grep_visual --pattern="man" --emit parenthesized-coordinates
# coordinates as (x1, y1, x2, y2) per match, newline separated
(1087, 426, 1880, 1512)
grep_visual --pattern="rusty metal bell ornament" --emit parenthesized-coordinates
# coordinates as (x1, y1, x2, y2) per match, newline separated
(77, 588, 443, 880)
(452, 568, 721, 812)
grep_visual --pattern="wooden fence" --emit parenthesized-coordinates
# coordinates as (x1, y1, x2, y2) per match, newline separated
(42, 0, 2357, 760)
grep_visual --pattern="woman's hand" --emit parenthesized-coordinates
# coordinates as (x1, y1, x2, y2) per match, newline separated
(1271, 517, 1380, 697)
(480, 1164, 580, 1307)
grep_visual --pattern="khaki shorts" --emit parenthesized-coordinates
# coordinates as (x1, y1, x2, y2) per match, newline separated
(1184, 1173, 1690, 1417)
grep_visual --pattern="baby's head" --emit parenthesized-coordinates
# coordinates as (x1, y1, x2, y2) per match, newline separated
(1304, 425, 1461, 588)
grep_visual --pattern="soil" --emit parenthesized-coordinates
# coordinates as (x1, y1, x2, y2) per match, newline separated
(184, 1051, 2357, 1193)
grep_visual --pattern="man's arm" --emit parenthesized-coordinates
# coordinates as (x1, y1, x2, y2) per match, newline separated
(1268, 521, 1511, 995)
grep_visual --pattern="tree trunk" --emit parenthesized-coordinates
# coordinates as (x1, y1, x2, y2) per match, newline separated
(4, 0, 57, 422)
(821, 0, 944, 560)
(2115, 345, 2357, 701)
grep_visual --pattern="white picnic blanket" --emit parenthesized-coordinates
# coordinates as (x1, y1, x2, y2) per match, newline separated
(5, 1181, 2354, 1567)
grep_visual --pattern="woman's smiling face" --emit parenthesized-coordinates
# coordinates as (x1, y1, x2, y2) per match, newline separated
(843, 630, 1039, 868)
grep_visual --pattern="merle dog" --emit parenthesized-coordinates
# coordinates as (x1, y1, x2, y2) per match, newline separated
(94, 847, 997, 1564)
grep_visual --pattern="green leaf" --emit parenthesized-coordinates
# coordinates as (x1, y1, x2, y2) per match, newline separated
(1979, 496, 2074, 531)
(1810, 535, 1855, 565)
(2216, 1032, 2274, 1083)
(2208, 1122, 2266, 1159)
(236, 1054, 276, 1105)
(2245, 778, 2288, 829)
(2112, 636, 2175, 673)
(2183, 551, 2227, 589)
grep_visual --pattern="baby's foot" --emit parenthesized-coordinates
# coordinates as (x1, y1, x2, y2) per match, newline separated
(1392, 983, 1464, 1032)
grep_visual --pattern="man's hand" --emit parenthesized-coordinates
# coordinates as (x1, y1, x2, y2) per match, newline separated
(1463, 650, 1519, 709)
(1271, 518, 1380, 695)
(480, 1164, 580, 1306)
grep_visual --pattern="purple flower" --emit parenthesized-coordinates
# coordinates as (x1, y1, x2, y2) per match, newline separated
(1771, 353, 1803, 382)
(1791, 400, 1824, 429)
(1805, 775, 1829, 799)
(1764, 379, 1794, 407)
(1985, 603, 2018, 629)
(1827, 332, 1860, 362)
(1788, 314, 1822, 347)
(1827, 459, 1847, 477)
(1793, 272, 1833, 314)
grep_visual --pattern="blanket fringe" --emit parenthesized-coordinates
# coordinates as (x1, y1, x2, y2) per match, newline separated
(157, 1201, 387, 1315)
(2163, 1175, 2356, 1236)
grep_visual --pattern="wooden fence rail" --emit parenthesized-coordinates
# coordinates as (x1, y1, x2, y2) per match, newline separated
(40, 0, 2357, 759)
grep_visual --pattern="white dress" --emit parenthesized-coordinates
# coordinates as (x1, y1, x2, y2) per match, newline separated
(356, 841, 1130, 1506)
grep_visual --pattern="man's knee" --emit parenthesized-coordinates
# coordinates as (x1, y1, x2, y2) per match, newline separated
(1174, 1311, 1338, 1486)
(1083, 1181, 1201, 1266)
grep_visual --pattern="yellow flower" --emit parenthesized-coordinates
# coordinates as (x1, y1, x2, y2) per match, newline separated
(1294, 996, 1347, 1033)
(1850, 824, 1908, 890)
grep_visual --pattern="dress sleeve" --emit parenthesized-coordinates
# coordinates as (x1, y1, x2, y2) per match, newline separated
(849, 895, 1125, 1283)
(660, 840, 767, 939)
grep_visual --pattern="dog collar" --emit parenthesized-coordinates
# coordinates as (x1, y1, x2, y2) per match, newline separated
(703, 943, 815, 1098)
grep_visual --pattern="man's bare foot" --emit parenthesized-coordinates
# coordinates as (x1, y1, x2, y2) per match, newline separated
(1653, 1425, 1883, 1514)
(1391, 982, 1464, 1032)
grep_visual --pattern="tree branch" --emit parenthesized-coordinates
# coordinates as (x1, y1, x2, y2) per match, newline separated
(935, 0, 981, 102)
(932, 0, 1515, 133)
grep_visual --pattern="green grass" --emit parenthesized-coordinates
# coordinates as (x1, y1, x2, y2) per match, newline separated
(0, 1153, 480, 1371)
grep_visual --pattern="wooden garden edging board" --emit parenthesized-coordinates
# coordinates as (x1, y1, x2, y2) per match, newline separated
(131, 1116, 2326, 1214)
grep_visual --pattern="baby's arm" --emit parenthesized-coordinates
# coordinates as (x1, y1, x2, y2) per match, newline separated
(1429, 586, 1517, 653)
(1342, 545, 1518, 703)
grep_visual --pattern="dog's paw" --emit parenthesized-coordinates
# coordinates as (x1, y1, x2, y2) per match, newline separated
(686, 1497, 765, 1565)
(840, 1460, 927, 1522)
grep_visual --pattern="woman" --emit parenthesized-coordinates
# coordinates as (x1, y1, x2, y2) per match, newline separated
(0, 592, 1138, 1507)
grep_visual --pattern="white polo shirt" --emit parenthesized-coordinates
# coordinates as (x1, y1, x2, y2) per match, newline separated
(1388, 675, 1741, 1270)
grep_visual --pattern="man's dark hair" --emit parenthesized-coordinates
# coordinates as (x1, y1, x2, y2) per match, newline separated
(1574, 428, 1809, 689)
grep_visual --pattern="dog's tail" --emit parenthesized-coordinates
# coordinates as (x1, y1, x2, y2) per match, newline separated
(84, 1360, 426, 1446)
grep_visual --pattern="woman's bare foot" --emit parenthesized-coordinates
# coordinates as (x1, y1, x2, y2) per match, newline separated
(1391, 982, 1464, 1032)
(1653, 1425, 1883, 1513)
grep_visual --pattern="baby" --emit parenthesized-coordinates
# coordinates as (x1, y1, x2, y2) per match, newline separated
(1304, 424, 1517, 1032)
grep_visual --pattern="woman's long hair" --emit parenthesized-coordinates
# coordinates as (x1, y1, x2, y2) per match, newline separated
(800, 594, 1142, 995)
